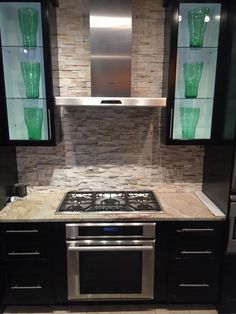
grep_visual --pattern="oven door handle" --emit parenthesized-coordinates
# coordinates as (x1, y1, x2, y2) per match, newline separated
(68, 245, 153, 252)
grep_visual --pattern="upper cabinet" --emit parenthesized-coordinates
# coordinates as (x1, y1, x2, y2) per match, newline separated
(0, 0, 60, 146)
(166, 0, 230, 144)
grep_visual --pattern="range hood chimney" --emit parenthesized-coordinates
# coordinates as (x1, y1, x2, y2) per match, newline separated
(55, 0, 166, 107)
(90, 0, 132, 97)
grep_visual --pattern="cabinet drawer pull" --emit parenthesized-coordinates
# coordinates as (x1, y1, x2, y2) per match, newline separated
(8, 251, 40, 256)
(11, 284, 42, 290)
(179, 283, 210, 288)
(180, 250, 213, 255)
(176, 228, 214, 233)
(6, 229, 39, 233)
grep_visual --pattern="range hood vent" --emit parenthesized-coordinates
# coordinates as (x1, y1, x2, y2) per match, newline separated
(90, 0, 132, 97)
(55, 0, 166, 107)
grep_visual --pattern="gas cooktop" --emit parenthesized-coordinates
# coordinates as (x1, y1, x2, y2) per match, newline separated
(56, 191, 163, 213)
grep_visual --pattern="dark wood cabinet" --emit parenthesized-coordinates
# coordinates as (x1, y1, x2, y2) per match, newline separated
(165, 0, 231, 144)
(218, 255, 236, 313)
(0, 0, 60, 146)
(166, 221, 224, 302)
(0, 222, 66, 305)
(0, 220, 224, 305)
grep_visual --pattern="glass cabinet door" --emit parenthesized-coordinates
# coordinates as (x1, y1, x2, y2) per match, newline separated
(0, 2, 49, 141)
(171, 2, 221, 141)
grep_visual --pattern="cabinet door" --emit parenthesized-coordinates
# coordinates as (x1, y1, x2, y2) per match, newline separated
(0, 1, 57, 145)
(166, 1, 226, 144)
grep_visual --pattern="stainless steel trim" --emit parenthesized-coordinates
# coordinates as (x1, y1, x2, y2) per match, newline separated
(67, 238, 155, 300)
(8, 251, 40, 256)
(67, 239, 155, 252)
(6, 229, 39, 233)
(179, 283, 210, 288)
(68, 246, 153, 252)
(169, 108, 173, 138)
(180, 250, 213, 255)
(48, 109, 52, 139)
(176, 228, 214, 233)
(227, 202, 236, 253)
(55, 97, 166, 107)
(66, 222, 156, 239)
(11, 285, 42, 290)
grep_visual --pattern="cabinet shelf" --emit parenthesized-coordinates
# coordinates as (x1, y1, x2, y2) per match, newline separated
(177, 46, 218, 49)
(7, 97, 46, 100)
(2, 46, 43, 48)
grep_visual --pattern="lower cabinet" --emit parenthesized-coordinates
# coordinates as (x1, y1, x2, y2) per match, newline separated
(166, 221, 224, 303)
(218, 255, 236, 313)
(0, 220, 225, 305)
(0, 222, 66, 305)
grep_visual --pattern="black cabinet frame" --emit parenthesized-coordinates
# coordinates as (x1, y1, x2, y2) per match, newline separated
(0, 0, 60, 146)
(165, 0, 232, 145)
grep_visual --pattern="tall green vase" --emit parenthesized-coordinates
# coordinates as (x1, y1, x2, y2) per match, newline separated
(18, 7, 38, 47)
(183, 62, 203, 98)
(180, 107, 200, 140)
(188, 8, 210, 48)
(24, 107, 43, 140)
(21, 62, 40, 99)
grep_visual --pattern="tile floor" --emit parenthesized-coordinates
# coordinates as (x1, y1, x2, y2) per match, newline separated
(4, 304, 218, 314)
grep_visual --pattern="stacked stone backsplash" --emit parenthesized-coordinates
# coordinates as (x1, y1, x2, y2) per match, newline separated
(16, 0, 204, 191)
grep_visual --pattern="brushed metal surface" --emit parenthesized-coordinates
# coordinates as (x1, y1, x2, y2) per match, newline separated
(66, 222, 156, 239)
(67, 239, 155, 300)
(55, 97, 166, 107)
(90, 0, 132, 97)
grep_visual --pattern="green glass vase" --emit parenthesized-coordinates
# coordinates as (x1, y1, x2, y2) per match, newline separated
(18, 7, 38, 47)
(21, 62, 40, 99)
(24, 107, 43, 140)
(180, 107, 200, 140)
(183, 62, 203, 98)
(188, 8, 210, 48)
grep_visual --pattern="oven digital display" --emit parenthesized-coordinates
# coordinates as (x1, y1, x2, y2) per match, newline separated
(79, 226, 143, 236)
(103, 227, 119, 233)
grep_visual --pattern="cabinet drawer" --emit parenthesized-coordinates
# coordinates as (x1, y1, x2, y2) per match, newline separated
(168, 263, 219, 302)
(173, 223, 221, 242)
(1, 223, 47, 238)
(3, 240, 46, 261)
(3, 267, 52, 304)
(1, 223, 49, 261)
(170, 240, 220, 260)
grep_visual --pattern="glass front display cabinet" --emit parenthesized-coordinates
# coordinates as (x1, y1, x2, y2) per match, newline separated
(166, 1, 228, 144)
(0, 0, 58, 145)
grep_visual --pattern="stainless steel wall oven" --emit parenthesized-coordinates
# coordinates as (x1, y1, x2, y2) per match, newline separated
(66, 222, 156, 301)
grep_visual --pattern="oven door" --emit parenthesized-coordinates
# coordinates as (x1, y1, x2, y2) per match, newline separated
(66, 239, 155, 300)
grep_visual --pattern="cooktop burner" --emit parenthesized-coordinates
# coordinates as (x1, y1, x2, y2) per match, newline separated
(56, 191, 163, 213)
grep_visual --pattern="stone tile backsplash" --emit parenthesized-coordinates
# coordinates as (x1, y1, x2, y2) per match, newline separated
(16, 0, 205, 191)
(16, 107, 204, 191)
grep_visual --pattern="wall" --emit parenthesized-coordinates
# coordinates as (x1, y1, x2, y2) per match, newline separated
(16, 0, 204, 191)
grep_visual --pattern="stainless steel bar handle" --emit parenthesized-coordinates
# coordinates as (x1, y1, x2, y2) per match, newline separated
(179, 283, 210, 287)
(11, 285, 42, 290)
(180, 250, 212, 254)
(68, 245, 153, 252)
(169, 108, 173, 138)
(6, 230, 39, 233)
(8, 251, 40, 256)
(176, 228, 214, 233)
(48, 109, 52, 139)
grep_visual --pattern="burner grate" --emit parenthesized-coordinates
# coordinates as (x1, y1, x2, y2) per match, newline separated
(57, 191, 162, 213)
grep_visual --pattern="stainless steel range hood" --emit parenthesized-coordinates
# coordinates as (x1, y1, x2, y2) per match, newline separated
(55, 0, 166, 107)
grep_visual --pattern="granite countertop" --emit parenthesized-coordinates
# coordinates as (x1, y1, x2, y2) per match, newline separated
(0, 188, 226, 222)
